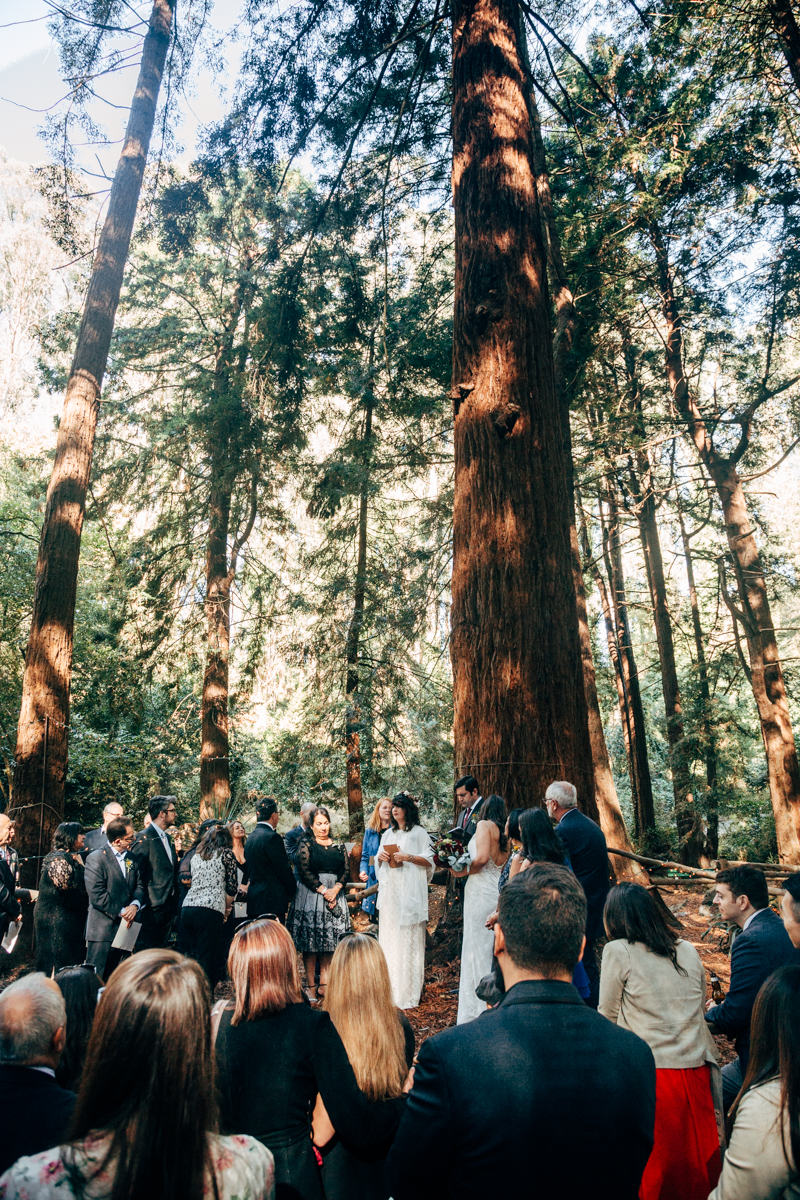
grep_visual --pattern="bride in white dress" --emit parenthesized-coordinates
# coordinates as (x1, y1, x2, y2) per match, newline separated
(375, 793, 434, 1009)
(454, 795, 509, 1023)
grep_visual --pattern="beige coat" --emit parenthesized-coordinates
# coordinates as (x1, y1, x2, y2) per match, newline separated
(710, 1079, 800, 1199)
(600, 937, 723, 1142)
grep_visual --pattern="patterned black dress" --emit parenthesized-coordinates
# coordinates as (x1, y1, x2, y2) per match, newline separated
(34, 850, 89, 974)
(288, 838, 351, 953)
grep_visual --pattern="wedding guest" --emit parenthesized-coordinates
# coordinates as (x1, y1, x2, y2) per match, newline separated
(34, 822, 89, 975)
(453, 775, 482, 838)
(497, 808, 525, 890)
(360, 799, 393, 921)
(52, 965, 101, 1093)
(0, 815, 30, 943)
(130, 795, 180, 950)
(600, 882, 722, 1200)
(711, 963, 800, 1199)
(452, 795, 508, 1023)
(0, 974, 75, 1177)
(289, 806, 351, 999)
(84, 818, 145, 978)
(245, 799, 296, 924)
(81, 802, 124, 858)
(780, 872, 800, 948)
(179, 819, 222, 909)
(705, 865, 798, 1109)
(219, 819, 250, 972)
(501, 807, 590, 1000)
(389, 864, 655, 1200)
(179, 824, 239, 986)
(375, 793, 434, 1009)
(0, 950, 274, 1200)
(215, 918, 406, 1200)
(315, 934, 415, 1200)
(546, 780, 610, 1006)
(285, 803, 316, 872)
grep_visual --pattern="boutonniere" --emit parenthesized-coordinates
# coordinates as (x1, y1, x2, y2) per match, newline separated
(125, 858, 133, 875)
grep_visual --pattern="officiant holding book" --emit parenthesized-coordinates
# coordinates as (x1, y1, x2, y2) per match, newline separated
(376, 793, 434, 1009)
(84, 818, 145, 978)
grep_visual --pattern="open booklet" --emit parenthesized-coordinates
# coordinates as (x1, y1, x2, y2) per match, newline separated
(111, 920, 142, 952)
(1, 921, 20, 955)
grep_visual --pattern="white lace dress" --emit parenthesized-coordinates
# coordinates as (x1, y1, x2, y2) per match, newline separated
(376, 825, 434, 1009)
(457, 834, 502, 1024)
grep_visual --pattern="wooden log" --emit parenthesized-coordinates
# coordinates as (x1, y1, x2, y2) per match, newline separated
(608, 847, 785, 896)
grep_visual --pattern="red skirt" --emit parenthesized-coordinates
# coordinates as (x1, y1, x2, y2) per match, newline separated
(639, 1064, 721, 1200)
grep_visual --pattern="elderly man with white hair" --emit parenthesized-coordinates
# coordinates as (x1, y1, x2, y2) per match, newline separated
(0, 973, 76, 1175)
(545, 781, 611, 1008)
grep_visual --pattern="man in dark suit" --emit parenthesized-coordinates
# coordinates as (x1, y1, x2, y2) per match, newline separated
(245, 798, 297, 923)
(389, 863, 655, 1200)
(0, 815, 22, 942)
(131, 795, 180, 950)
(0, 973, 76, 1175)
(546, 779, 610, 1007)
(81, 800, 125, 859)
(453, 775, 482, 841)
(706, 865, 799, 1108)
(85, 818, 145, 977)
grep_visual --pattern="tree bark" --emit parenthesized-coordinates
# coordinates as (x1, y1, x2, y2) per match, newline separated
(10, 0, 175, 879)
(600, 481, 656, 842)
(647, 218, 800, 862)
(344, 374, 374, 841)
(677, 498, 719, 858)
(200, 482, 233, 820)
(527, 84, 641, 870)
(768, 0, 800, 92)
(450, 0, 595, 814)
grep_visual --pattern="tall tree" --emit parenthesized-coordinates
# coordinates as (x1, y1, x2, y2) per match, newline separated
(11, 1, 175, 873)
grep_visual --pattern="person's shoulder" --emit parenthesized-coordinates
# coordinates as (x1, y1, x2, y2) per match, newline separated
(602, 937, 632, 961)
(0, 1145, 70, 1197)
(210, 1134, 274, 1198)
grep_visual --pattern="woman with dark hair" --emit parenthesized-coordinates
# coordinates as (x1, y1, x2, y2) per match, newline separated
(178, 823, 238, 986)
(215, 918, 406, 1200)
(451, 794, 509, 1024)
(34, 821, 88, 975)
(178, 819, 223, 908)
(497, 808, 525, 890)
(289, 807, 351, 999)
(0, 949, 273, 1200)
(712, 963, 800, 1198)
(53, 965, 101, 1092)
(600, 882, 721, 1200)
(376, 793, 434, 1009)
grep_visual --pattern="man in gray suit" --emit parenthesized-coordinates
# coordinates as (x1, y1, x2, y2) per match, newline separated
(81, 801, 125, 860)
(84, 818, 145, 978)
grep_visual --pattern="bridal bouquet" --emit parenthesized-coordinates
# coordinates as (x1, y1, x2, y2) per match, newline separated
(431, 832, 471, 872)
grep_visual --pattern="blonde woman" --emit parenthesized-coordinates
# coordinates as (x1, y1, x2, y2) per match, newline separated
(313, 934, 415, 1200)
(359, 799, 393, 920)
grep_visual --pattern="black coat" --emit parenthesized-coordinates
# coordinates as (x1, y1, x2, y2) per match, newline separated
(706, 907, 799, 1072)
(0, 856, 20, 937)
(244, 824, 296, 920)
(388, 980, 655, 1200)
(34, 851, 89, 974)
(130, 824, 179, 918)
(84, 844, 145, 944)
(556, 808, 611, 941)
(0, 1065, 76, 1176)
(80, 827, 108, 860)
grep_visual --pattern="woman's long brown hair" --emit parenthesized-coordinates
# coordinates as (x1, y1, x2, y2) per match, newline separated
(66, 950, 219, 1200)
(728, 963, 800, 1169)
(323, 934, 408, 1101)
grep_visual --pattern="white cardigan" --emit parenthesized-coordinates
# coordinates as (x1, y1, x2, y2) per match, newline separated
(711, 1079, 800, 1199)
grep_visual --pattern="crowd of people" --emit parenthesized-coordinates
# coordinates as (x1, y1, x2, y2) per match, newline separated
(0, 782, 800, 1199)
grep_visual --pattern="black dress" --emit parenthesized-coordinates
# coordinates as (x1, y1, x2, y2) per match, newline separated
(216, 1001, 405, 1200)
(320, 1012, 415, 1200)
(34, 851, 88, 974)
(288, 838, 351, 953)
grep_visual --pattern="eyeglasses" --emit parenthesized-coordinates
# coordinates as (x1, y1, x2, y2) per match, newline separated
(234, 913, 280, 935)
(59, 963, 98, 974)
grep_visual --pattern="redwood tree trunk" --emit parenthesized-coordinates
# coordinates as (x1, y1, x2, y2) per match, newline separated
(678, 500, 719, 858)
(648, 220, 800, 862)
(450, 0, 595, 813)
(601, 483, 656, 841)
(200, 485, 232, 820)
(10, 0, 174, 879)
(768, 0, 800, 92)
(344, 388, 373, 841)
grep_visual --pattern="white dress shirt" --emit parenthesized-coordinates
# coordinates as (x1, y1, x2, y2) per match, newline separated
(153, 823, 173, 862)
(111, 847, 140, 915)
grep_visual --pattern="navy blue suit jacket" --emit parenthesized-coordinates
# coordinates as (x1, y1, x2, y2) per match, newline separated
(556, 808, 611, 941)
(705, 907, 799, 1071)
(0, 1065, 76, 1176)
(389, 980, 655, 1200)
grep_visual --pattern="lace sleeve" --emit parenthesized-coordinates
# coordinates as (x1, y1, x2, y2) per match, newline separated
(47, 854, 75, 891)
(222, 849, 238, 898)
(296, 838, 319, 891)
(334, 845, 349, 887)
